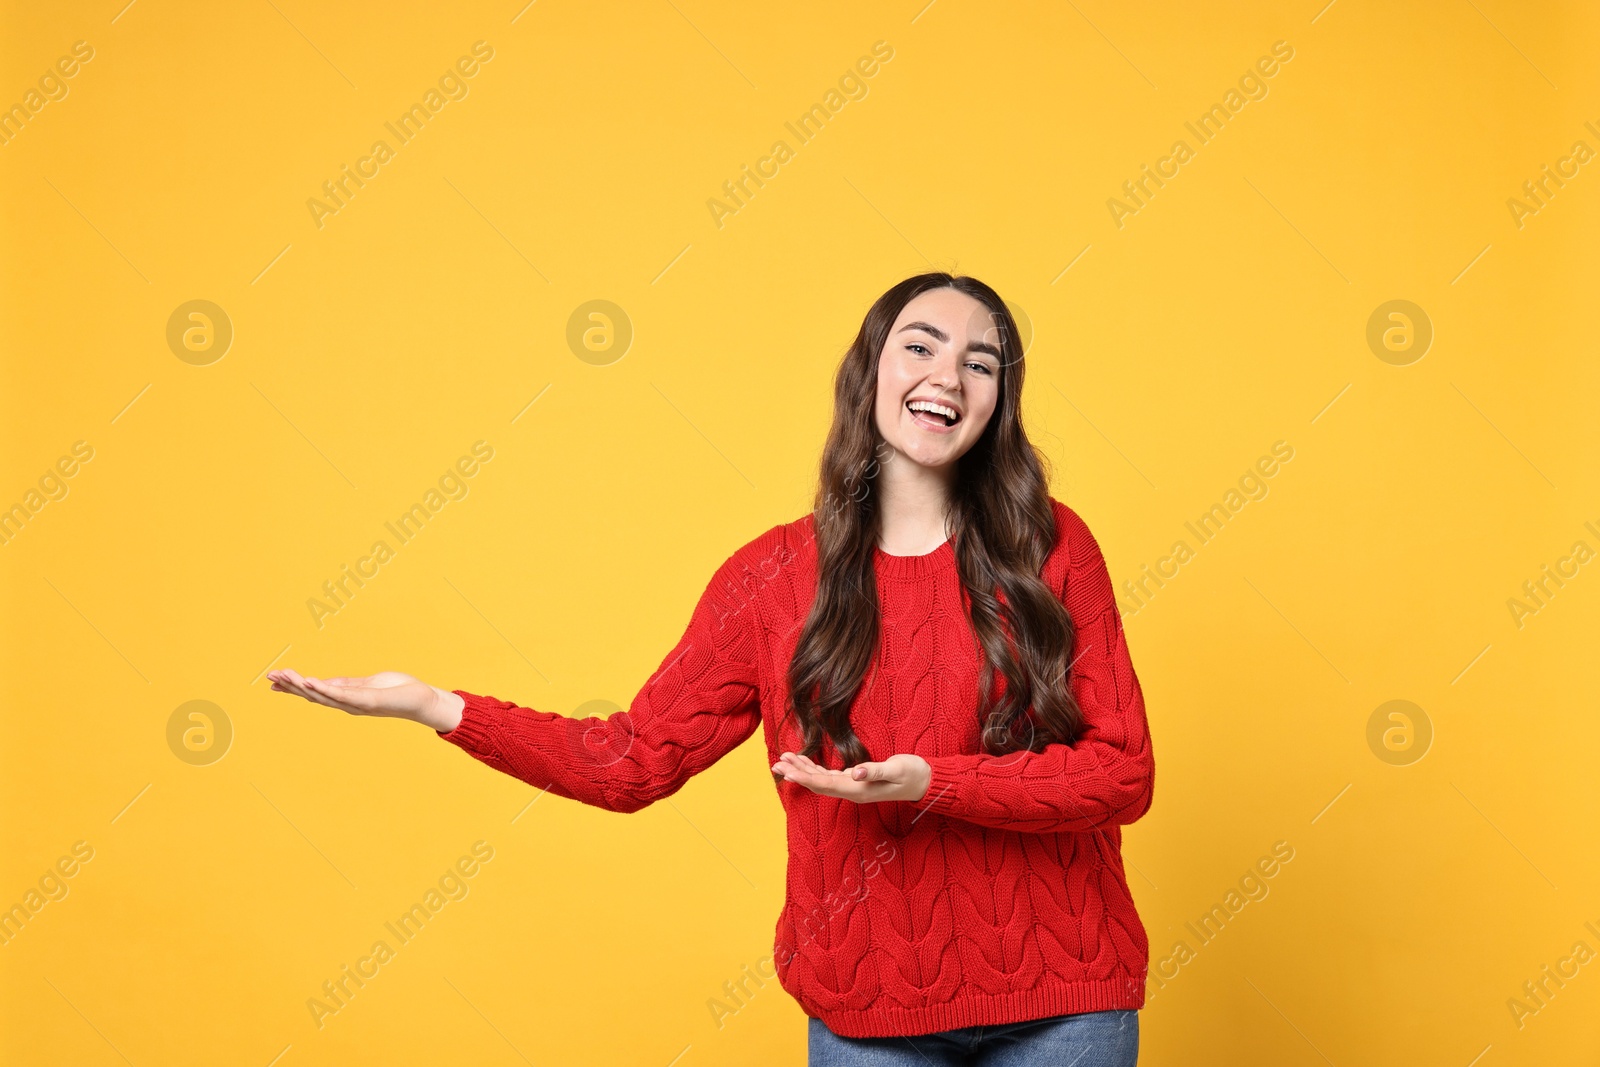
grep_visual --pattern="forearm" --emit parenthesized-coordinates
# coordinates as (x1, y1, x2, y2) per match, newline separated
(438, 690, 647, 812)
(913, 741, 1153, 834)
(439, 679, 762, 815)
(913, 592, 1154, 835)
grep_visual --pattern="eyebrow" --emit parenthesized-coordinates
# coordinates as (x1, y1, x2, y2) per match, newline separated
(897, 321, 1002, 361)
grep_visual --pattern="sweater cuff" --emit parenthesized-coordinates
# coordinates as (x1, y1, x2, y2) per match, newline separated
(913, 757, 967, 818)
(436, 690, 501, 756)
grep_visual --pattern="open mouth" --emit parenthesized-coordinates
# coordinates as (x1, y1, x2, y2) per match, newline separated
(907, 400, 961, 429)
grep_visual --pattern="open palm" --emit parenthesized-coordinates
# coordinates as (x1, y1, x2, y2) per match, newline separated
(268, 668, 463, 731)
(772, 750, 931, 804)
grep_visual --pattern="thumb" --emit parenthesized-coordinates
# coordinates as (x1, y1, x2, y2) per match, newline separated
(851, 762, 887, 782)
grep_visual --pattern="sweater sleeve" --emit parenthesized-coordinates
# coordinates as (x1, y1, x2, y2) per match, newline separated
(435, 552, 764, 814)
(910, 509, 1154, 835)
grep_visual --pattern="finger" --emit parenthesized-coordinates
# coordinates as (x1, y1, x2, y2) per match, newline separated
(316, 679, 407, 716)
(283, 669, 333, 702)
(851, 762, 885, 782)
(303, 678, 368, 710)
(270, 671, 368, 714)
(269, 672, 309, 696)
(277, 674, 357, 713)
(284, 680, 340, 710)
(289, 678, 341, 707)
(789, 752, 834, 775)
(772, 761, 823, 788)
(779, 753, 815, 774)
(273, 672, 313, 698)
(782, 766, 870, 800)
(775, 759, 825, 785)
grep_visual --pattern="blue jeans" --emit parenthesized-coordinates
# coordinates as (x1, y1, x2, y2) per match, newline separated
(808, 1009, 1139, 1066)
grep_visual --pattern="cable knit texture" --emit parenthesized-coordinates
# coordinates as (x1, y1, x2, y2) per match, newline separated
(437, 498, 1154, 1038)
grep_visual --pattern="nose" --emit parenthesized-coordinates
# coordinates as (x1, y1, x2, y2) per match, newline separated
(926, 350, 960, 392)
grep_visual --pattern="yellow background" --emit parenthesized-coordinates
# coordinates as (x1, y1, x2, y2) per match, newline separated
(3, 1, 1597, 1063)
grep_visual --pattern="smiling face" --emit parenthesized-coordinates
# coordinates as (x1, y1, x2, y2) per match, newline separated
(872, 287, 1004, 474)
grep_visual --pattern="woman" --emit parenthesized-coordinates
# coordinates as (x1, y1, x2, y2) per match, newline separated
(271, 272, 1154, 1065)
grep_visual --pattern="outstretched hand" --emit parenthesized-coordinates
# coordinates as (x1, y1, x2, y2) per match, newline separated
(771, 750, 931, 804)
(268, 668, 465, 733)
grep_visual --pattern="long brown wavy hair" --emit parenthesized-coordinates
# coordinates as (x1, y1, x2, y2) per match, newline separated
(784, 272, 1086, 767)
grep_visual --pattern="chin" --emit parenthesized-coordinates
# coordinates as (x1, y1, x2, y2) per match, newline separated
(905, 447, 961, 470)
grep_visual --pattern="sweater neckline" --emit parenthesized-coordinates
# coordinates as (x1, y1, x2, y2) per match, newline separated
(873, 537, 956, 578)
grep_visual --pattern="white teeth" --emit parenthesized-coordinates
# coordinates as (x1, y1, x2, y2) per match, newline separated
(907, 400, 958, 422)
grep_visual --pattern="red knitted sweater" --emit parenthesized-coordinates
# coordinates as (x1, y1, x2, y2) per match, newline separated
(436, 498, 1154, 1038)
